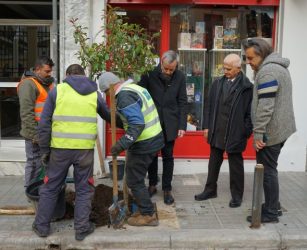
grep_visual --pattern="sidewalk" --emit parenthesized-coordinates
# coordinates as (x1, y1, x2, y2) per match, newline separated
(1, 172, 307, 249)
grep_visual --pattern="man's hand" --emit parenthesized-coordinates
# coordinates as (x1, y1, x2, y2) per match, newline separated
(41, 153, 50, 167)
(203, 129, 209, 139)
(178, 130, 185, 138)
(254, 139, 266, 152)
(111, 143, 124, 157)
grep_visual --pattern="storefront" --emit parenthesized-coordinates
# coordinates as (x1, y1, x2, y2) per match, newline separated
(106, 0, 279, 159)
(0, 0, 306, 172)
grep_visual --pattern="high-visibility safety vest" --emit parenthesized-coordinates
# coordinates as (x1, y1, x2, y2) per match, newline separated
(120, 83, 162, 142)
(17, 77, 53, 121)
(51, 82, 98, 149)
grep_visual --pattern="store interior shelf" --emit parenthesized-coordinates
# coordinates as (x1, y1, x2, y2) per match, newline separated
(178, 48, 207, 51)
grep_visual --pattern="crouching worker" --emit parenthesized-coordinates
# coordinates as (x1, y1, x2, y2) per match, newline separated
(98, 72, 164, 226)
(32, 64, 114, 241)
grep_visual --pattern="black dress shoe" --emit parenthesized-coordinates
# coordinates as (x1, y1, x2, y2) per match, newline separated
(229, 198, 242, 208)
(246, 215, 279, 223)
(262, 203, 283, 216)
(164, 191, 174, 205)
(148, 186, 157, 197)
(194, 191, 217, 201)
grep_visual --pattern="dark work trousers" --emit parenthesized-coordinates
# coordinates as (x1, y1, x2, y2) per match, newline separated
(24, 139, 42, 188)
(34, 148, 95, 234)
(256, 142, 285, 218)
(204, 147, 244, 200)
(148, 140, 175, 191)
(126, 150, 156, 216)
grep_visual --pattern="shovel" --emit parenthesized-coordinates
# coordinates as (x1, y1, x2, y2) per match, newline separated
(108, 84, 126, 229)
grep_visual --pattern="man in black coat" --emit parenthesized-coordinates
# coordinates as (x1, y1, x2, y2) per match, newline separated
(194, 54, 253, 208)
(139, 50, 187, 205)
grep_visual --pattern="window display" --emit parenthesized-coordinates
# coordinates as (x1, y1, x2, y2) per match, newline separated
(178, 48, 206, 131)
(170, 5, 273, 130)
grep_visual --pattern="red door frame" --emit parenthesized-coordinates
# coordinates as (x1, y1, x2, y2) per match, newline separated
(104, 4, 170, 157)
(109, 0, 279, 6)
(107, 1, 279, 159)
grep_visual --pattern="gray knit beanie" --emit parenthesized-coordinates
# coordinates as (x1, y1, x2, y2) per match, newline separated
(98, 72, 120, 92)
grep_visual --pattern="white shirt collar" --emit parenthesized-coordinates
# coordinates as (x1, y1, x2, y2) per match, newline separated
(228, 77, 236, 82)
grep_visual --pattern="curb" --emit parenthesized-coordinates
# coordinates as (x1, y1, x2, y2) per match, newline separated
(3, 228, 307, 249)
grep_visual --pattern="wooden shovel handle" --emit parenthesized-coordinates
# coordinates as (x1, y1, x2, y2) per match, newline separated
(96, 135, 106, 175)
(110, 84, 118, 197)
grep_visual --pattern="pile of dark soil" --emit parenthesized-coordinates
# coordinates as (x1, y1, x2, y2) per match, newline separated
(90, 184, 126, 227)
(64, 184, 127, 227)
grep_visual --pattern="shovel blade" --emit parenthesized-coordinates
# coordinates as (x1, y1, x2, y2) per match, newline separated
(108, 200, 127, 229)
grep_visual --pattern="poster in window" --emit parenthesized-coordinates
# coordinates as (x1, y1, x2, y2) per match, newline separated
(214, 26, 223, 39)
(195, 21, 205, 33)
(178, 33, 191, 48)
(225, 17, 238, 29)
(191, 33, 205, 48)
(223, 28, 238, 49)
(186, 83, 195, 103)
(214, 38, 223, 49)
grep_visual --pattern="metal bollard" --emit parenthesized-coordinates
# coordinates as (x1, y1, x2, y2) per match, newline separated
(250, 164, 264, 228)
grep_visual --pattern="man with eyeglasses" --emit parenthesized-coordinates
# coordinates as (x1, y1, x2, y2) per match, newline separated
(194, 54, 253, 209)
(243, 38, 296, 223)
(139, 50, 187, 205)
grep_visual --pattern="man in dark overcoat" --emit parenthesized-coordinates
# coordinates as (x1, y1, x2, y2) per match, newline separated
(139, 50, 187, 205)
(195, 53, 253, 208)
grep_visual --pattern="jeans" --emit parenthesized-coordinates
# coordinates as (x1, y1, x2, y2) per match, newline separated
(256, 142, 285, 218)
(24, 139, 42, 188)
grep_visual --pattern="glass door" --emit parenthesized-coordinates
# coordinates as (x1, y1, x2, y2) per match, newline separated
(0, 22, 52, 146)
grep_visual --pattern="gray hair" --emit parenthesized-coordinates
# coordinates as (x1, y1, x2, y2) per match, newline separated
(223, 53, 242, 68)
(161, 50, 178, 64)
(242, 38, 273, 60)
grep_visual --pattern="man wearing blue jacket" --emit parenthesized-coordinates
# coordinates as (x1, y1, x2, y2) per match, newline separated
(32, 64, 113, 241)
(98, 72, 164, 227)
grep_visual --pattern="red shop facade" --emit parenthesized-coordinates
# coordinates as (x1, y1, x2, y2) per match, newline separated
(106, 0, 280, 159)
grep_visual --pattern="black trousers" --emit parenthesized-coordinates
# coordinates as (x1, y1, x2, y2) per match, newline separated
(204, 146, 244, 200)
(148, 140, 175, 191)
(126, 150, 156, 215)
(256, 142, 285, 218)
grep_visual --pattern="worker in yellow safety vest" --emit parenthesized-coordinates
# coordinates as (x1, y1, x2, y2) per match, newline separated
(98, 72, 164, 227)
(32, 64, 115, 241)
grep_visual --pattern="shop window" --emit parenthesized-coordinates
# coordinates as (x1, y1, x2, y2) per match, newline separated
(115, 9, 162, 55)
(170, 5, 274, 130)
(0, 87, 20, 138)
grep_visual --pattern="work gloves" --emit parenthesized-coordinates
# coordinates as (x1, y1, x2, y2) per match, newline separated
(41, 153, 50, 168)
(111, 143, 124, 157)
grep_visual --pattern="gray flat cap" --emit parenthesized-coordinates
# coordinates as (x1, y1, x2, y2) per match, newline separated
(98, 72, 120, 92)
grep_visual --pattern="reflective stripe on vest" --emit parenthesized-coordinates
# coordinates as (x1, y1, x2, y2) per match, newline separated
(51, 82, 98, 149)
(121, 84, 162, 142)
(17, 77, 53, 121)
